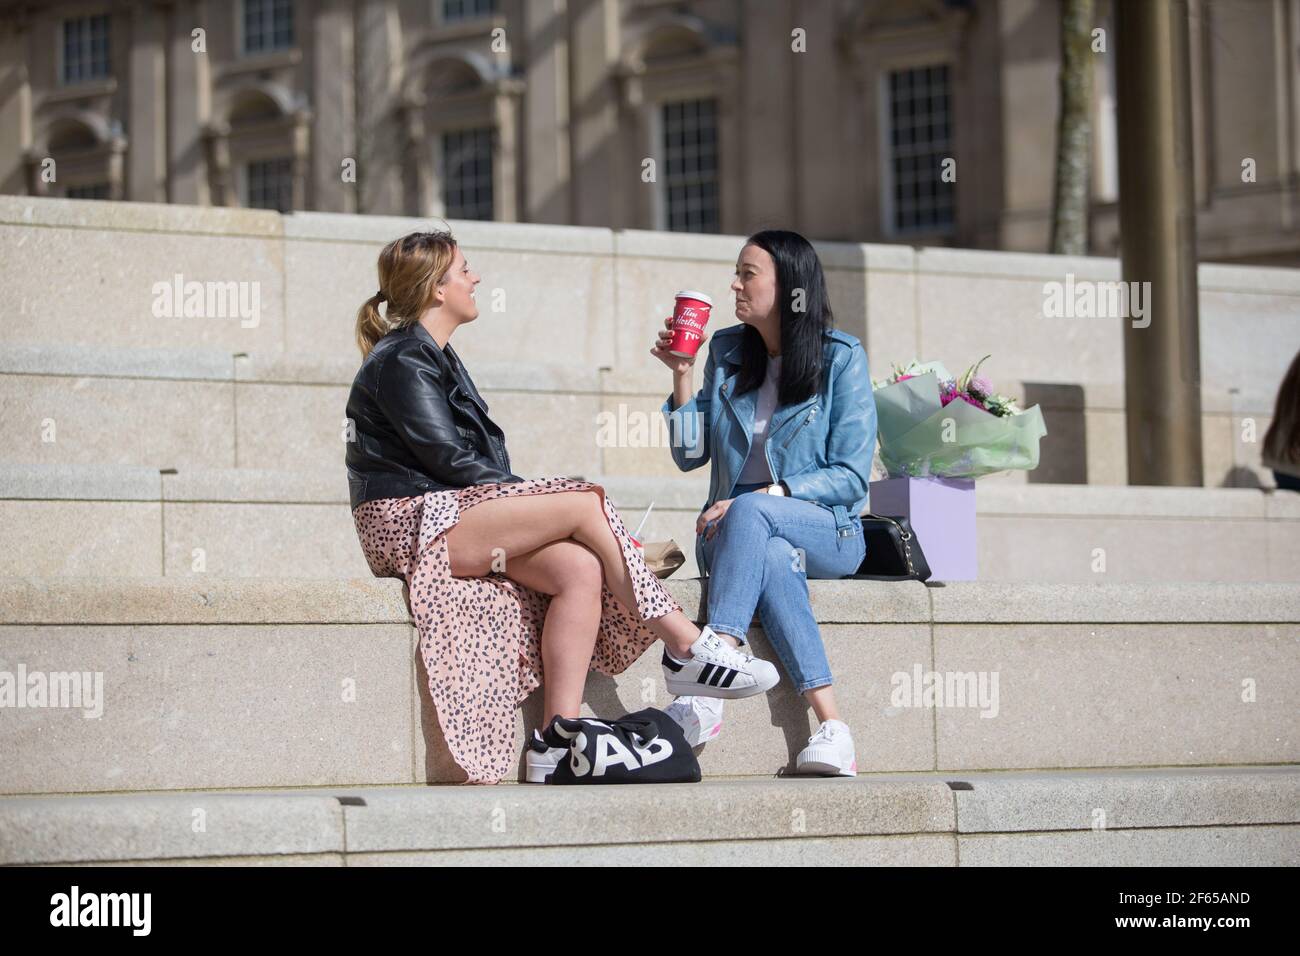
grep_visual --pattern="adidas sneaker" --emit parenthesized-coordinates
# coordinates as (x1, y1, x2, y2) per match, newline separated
(523, 722, 569, 784)
(661, 626, 780, 699)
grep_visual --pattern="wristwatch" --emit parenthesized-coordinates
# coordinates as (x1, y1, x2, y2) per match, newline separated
(766, 481, 788, 496)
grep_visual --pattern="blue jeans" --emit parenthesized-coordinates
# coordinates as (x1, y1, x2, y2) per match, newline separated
(698, 482, 866, 693)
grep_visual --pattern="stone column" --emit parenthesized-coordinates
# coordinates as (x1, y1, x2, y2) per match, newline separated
(291, 107, 312, 211)
(399, 91, 430, 216)
(0, 15, 33, 196)
(126, 1, 168, 202)
(165, 0, 209, 205)
(740, 0, 794, 229)
(997, 0, 1063, 250)
(523, 0, 570, 223)
(613, 60, 650, 229)
(492, 77, 524, 221)
(715, 64, 741, 236)
(568, 0, 617, 226)
(312, 0, 355, 212)
(354, 0, 405, 215)
(791, 0, 839, 238)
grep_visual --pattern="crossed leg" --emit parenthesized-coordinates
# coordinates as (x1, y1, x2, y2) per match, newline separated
(501, 539, 603, 726)
(444, 489, 732, 720)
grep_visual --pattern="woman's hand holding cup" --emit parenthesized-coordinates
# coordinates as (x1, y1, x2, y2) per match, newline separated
(651, 315, 706, 376)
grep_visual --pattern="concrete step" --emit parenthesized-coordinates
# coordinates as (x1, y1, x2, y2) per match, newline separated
(0, 343, 1280, 487)
(1, 767, 1296, 866)
(1, 576, 1295, 796)
(0, 344, 617, 478)
(3, 463, 1297, 582)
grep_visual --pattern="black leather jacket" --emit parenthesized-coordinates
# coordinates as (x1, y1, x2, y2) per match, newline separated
(344, 323, 523, 510)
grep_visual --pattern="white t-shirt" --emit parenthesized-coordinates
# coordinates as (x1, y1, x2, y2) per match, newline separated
(737, 354, 782, 484)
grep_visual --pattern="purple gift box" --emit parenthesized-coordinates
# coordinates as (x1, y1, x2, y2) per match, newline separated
(867, 477, 977, 582)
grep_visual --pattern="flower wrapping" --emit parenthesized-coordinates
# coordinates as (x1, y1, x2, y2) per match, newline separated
(872, 366, 1048, 480)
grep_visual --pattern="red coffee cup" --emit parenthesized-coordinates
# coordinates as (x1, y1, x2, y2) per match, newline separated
(669, 290, 713, 358)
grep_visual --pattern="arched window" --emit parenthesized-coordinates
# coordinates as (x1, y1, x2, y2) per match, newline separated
(204, 85, 309, 211)
(28, 114, 125, 200)
(400, 49, 520, 220)
(845, 0, 970, 241)
(616, 14, 738, 233)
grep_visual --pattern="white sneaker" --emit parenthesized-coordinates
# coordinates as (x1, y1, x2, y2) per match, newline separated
(523, 726, 568, 784)
(664, 695, 724, 746)
(795, 719, 857, 777)
(661, 627, 780, 699)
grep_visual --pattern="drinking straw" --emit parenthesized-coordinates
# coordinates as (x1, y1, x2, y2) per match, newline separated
(633, 502, 654, 539)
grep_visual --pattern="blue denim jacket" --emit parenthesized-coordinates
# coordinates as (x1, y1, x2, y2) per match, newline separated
(661, 325, 878, 570)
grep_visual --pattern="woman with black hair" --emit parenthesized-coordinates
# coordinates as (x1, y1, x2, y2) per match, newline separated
(653, 230, 878, 776)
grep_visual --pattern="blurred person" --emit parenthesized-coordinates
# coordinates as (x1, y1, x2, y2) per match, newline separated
(1263, 348, 1300, 492)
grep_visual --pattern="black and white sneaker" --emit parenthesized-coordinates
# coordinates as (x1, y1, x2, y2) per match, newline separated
(661, 626, 780, 699)
(524, 722, 569, 783)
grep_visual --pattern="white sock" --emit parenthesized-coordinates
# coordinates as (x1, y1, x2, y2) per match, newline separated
(701, 626, 744, 652)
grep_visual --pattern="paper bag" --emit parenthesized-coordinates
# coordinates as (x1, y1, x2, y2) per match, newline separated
(640, 539, 685, 579)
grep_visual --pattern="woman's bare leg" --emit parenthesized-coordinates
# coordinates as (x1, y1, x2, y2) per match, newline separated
(444, 489, 724, 657)
(805, 685, 841, 724)
(503, 540, 603, 725)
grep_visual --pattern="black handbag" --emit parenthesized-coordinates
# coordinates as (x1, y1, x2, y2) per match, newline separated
(546, 707, 701, 785)
(848, 513, 933, 582)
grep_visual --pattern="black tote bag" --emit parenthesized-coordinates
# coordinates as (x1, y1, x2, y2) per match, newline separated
(546, 707, 701, 785)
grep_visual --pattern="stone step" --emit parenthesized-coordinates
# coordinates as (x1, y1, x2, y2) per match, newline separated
(0, 343, 1278, 487)
(3, 195, 1293, 423)
(1, 766, 1296, 866)
(2, 463, 1296, 582)
(0, 344, 615, 478)
(1, 576, 1295, 796)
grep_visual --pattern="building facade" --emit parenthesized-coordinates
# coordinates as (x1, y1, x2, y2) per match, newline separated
(0, 0, 1296, 264)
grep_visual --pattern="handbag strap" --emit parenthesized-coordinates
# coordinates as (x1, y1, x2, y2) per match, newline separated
(616, 717, 660, 746)
(558, 715, 660, 747)
(862, 512, 918, 578)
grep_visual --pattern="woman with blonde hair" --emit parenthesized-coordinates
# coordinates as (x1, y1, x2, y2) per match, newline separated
(345, 228, 779, 785)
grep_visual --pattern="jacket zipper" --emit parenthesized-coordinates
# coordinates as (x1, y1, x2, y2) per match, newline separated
(781, 406, 818, 448)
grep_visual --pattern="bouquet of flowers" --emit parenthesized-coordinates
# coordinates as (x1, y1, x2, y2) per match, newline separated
(870, 355, 1047, 479)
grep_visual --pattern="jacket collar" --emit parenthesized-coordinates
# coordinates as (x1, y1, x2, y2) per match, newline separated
(717, 331, 821, 437)
(407, 323, 491, 416)
(410, 321, 443, 353)
(717, 333, 745, 367)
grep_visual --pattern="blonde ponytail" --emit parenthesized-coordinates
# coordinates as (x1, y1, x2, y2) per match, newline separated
(354, 227, 458, 358)
(355, 292, 392, 358)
